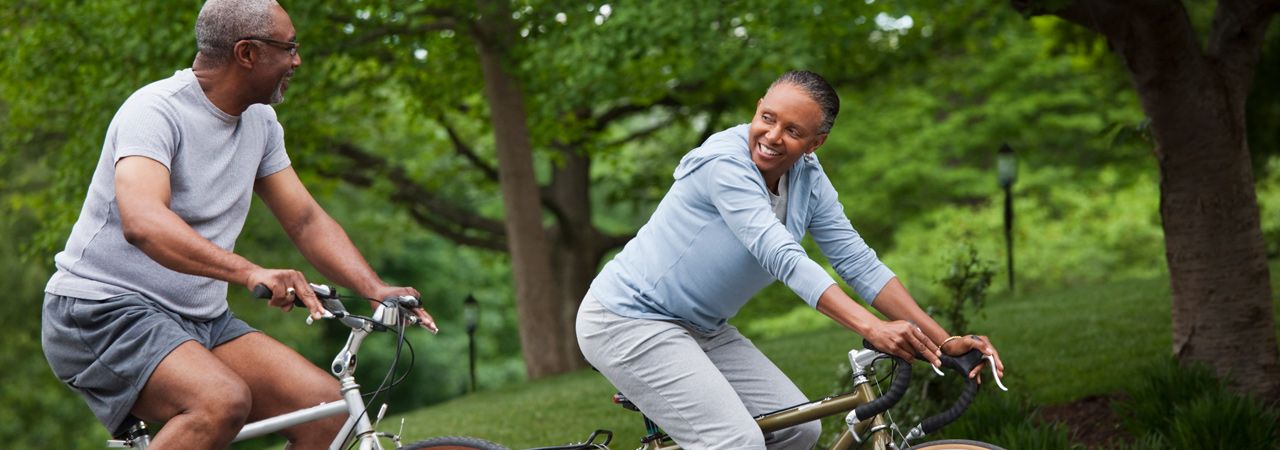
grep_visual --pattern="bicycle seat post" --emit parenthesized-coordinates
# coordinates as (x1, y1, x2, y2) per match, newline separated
(106, 421, 151, 449)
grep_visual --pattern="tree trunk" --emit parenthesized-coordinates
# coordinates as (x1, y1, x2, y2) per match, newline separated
(548, 147, 602, 372)
(1160, 115, 1279, 398)
(1015, 0, 1280, 397)
(473, 0, 578, 379)
(1120, 4, 1279, 400)
(1148, 62, 1280, 399)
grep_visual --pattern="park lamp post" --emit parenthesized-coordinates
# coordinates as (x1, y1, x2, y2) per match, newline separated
(464, 294, 479, 393)
(997, 143, 1017, 292)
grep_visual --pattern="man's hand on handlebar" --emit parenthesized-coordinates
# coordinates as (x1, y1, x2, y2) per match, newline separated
(365, 285, 438, 334)
(246, 268, 331, 320)
(863, 319, 942, 369)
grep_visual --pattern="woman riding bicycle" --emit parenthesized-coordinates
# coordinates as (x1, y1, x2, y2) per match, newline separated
(576, 70, 1005, 450)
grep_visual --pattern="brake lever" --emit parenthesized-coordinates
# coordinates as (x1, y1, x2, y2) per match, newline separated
(985, 355, 1008, 391)
(304, 309, 340, 326)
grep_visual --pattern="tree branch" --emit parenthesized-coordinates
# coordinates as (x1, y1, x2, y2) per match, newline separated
(600, 115, 679, 148)
(437, 115, 500, 182)
(588, 95, 685, 133)
(322, 142, 508, 251)
(1209, 0, 1280, 104)
(1012, 1, 1206, 107)
(696, 108, 725, 145)
(335, 18, 459, 48)
(599, 231, 636, 256)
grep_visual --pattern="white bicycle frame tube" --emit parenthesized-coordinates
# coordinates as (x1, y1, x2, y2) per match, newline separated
(109, 301, 402, 450)
(230, 326, 382, 449)
(233, 400, 350, 442)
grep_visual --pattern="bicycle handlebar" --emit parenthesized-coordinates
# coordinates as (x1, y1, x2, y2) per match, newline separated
(855, 339, 987, 435)
(251, 282, 338, 306)
(252, 283, 421, 330)
(850, 351, 913, 422)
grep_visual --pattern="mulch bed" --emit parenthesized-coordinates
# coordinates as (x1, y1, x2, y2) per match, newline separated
(1038, 393, 1133, 449)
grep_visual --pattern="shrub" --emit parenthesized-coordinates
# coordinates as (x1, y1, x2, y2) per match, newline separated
(936, 244, 996, 335)
(1113, 358, 1280, 450)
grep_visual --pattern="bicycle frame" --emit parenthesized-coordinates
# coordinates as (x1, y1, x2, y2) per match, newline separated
(108, 291, 415, 450)
(633, 348, 906, 450)
(234, 320, 385, 450)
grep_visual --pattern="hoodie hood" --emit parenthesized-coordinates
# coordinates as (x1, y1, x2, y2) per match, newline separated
(673, 124, 753, 180)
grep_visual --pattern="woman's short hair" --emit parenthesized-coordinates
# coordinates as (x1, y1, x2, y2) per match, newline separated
(771, 70, 840, 134)
(195, 0, 279, 62)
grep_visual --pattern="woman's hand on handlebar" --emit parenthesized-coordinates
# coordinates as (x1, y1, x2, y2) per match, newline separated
(365, 285, 438, 334)
(864, 319, 942, 368)
(942, 334, 1004, 380)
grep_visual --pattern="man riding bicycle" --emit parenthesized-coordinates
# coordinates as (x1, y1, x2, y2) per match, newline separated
(41, 1, 436, 449)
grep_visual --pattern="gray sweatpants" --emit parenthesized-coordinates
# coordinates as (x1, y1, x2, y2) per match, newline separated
(577, 294, 820, 450)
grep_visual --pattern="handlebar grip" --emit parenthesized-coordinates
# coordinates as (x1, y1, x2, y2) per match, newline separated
(252, 283, 339, 307)
(915, 349, 984, 435)
(382, 295, 420, 309)
(852, 340, 913, 421)
(251, 284, 276, 300)
(920, 375, 979, 434)
(938, 349, 984, 376)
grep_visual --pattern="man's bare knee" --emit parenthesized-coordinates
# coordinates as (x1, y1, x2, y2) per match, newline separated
(186, 374, 253, 434)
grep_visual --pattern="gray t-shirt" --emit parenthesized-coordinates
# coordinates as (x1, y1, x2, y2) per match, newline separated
(46, 69, 291, 320)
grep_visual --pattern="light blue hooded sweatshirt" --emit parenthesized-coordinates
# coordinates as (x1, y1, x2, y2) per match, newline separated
(589, 124, 896, 332)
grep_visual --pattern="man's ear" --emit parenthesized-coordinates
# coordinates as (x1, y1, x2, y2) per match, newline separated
(807, 133, 828, 154)
(233, 40, 256, 69)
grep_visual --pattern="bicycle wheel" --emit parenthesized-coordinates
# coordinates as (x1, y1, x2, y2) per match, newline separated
(399, 436, 510, 450)
(906, 439, 1007, 450)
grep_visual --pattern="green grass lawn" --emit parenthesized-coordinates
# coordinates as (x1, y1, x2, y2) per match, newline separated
(390, 265, 1280, 449)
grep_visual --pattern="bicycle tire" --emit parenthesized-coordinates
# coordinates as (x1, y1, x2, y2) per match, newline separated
(399, 436, 510, 450)
(906, 439, 1007, 450)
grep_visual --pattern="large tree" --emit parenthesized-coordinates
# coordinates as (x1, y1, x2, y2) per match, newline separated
(284, 0, 975, 378)
(1013, 0, 1280, 397)
(3, 0, 979, 380)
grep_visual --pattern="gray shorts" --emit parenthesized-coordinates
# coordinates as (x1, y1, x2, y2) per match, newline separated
(41, 292, 256, 435)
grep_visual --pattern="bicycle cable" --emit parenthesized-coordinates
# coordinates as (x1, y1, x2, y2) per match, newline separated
(865, 357, 910, 447)
(341, 309, 418, 448)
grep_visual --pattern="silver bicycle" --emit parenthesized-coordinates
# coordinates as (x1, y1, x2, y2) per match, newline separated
(106, 283, 508, 450)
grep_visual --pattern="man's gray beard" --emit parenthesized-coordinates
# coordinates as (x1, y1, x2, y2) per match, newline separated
(270, 83, 285, 105)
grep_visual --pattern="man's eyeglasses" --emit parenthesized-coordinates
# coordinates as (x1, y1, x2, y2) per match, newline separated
(241, 36, 299, 56)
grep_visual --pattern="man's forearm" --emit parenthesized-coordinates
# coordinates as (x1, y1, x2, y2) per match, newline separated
(125, 208, 261, 287)
(285, 208, 384, 298)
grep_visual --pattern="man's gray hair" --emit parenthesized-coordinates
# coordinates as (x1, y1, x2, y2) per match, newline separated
(196, 0, 280, 61)
(771, 70, 840, 134)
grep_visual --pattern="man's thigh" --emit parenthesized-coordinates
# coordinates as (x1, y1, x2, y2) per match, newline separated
(131, 340, 250, 424)
(211, 331, 341, 421)
(42, 293, 246, 434)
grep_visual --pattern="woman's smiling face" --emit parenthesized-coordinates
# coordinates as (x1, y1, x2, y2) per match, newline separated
(748, 82, 828, 185)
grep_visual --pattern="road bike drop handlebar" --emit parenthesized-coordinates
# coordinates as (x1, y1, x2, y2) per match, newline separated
(853, 340, 1006, 444)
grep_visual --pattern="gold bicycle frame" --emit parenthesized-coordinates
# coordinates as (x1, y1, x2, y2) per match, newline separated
(637, 366, 894, 450)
